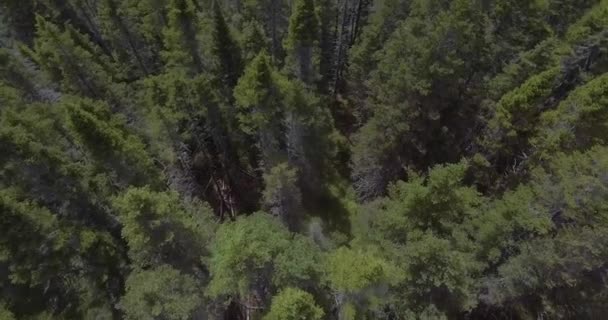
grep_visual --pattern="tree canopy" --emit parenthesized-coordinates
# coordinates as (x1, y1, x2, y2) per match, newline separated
(2, 0, 608, 319)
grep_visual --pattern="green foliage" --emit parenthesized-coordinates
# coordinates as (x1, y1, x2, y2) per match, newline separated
(481, 66, 561, 172)
(486, 37, 566, 100)
(326, 247, 398, 294)
(0, 189, 69, 287)
(3, 0, 608, 318)
(350, 104, 409, 199)
(477, 146, 608, 318)
(535, 73, 608, 153)
(469, 186, 551, 265)
(212, 3, 243, 88)
(263, 287, 324, 320)
(383, 162, 481, 237)
(348, 0, 411, 92)
(208, 213, 321, 302)
(530, 146, 608, 226)
(113, 187, 214, 269)
(0, 304, 15, 320)
(63, 97, 163, 188)
(0, 185, 123, 318)
(546, 0, 598, 35)
(97, 0, 158, 77)
(0, 0, 35, 43)
(120, 265, 203, 320)
(284, 0, 319, 83)
(324, 247, 400, 318)
(240, 0, 289, 59)
(353, 0, 493, 196)
(373, 0, 490, 100)
(234, 50, 289, 181)
(234, 51, 284, 137)
(238, 20, 269, 63)
(0, 48, 40, 97)
(262, 163, 302, 230)
(489, 0, 553, 61)
(483, 226, 608, 319)
(162, 0, 204, 72)
(352, 162, 483, 317)
(284, 0, 318, 50)
(120, 0, 168, 44)
(565, 0, 608, 44)
(29, 16, 122, 100)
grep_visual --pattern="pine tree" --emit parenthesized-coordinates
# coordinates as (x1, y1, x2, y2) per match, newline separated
(0, 48, 42, 100)
(0, 0, 36, 44)
(284, 0, 319, 84)
(481, 146, 608, 318)
(162, 0, 205, 73)
(347, 0, 411, 116)
(352, 0, 492, 197)
(0, 190, 72, 314)
(211, 2, 243, 89)
(113, 187, 214, 270)
(242, 0, 289, 60)
(262, 163, 303, 231)
(120, 265, 204, 320)
(29, 16, 121, 101)
(97, 0, 155, 77)
(239, 20, 270, 64)
(234, 51, 286, 168)
(4, 1, 608, 318)
(63, 97, 162, 188)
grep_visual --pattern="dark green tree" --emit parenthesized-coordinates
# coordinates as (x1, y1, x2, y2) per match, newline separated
(28, 16, 122, 101)
(284, 0, 319, 84)
(113, 187, 214, 271)
(212, 2, 243, 89)
(120, 265, 205, 320)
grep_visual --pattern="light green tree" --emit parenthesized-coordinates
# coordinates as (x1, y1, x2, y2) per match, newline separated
(263, 287, 324, 320)
(208, 213, 321, 314)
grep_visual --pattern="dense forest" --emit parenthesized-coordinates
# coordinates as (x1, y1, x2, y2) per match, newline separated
(1, 0, 608, 319)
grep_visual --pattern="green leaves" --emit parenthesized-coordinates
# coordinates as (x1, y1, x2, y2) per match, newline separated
(535, 73, 608, 153)
(0, 189, 68, 286)
(262, 163, 302, 230)
(284, 0, 318, 50)
(29, 16, 121, 100)
(113, 187, 214, 269)
(476, 146, 608, 318)
(0, 304, 15, 320)
(565, 0, 608, 44)
(208, 213, 320, 302)
(326, 247, 399, 294)
(63, 97, 162, 188)
(530, 146, 608, 226)
(324, 247, 401, 318)
(211, 3, 243, 88)
(234, 51, 283, 136)
(162, 0, 204, 72)
(3, 0, 608, 318)
(264, 288, 324, 320)
(120, 265, 203, 320)
(383, 162, 481, 237)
